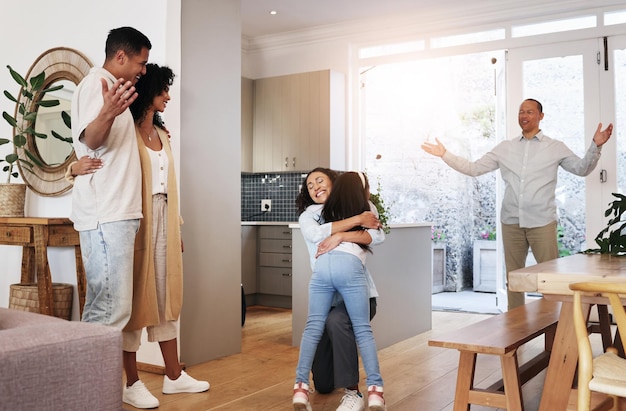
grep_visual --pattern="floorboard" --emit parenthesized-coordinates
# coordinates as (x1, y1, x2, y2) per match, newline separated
(122, 305, 605, 410)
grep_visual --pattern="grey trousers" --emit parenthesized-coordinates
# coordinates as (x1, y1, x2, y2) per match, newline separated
(311, 298, 377, 393)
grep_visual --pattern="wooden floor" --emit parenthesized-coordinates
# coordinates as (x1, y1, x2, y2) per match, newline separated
(124, 306, 601, 411)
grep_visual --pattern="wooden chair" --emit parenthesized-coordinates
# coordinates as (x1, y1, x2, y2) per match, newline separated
(570, 282, 626, 411)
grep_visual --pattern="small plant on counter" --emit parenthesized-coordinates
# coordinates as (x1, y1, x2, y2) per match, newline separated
(583, 192, 626, 255)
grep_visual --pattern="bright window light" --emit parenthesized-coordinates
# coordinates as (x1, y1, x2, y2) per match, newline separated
(430, 28, 505, 49)
(605, 10, 626, 26)
(512, 16, 596, 38)
(359, 40, 425, 59)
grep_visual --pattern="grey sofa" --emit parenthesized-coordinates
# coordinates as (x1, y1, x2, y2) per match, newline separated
(0, 307, 122, 411)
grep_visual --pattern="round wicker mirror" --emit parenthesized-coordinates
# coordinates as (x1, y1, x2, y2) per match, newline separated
(16, 47, 92, 196)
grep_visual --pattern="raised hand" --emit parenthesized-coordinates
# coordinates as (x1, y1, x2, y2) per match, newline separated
(592, 122, 614, 147)
(100, 77, 137, 119)
(421, 138, 447, 157)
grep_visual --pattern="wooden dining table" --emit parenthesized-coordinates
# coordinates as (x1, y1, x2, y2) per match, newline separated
(508, 252, 626, 410)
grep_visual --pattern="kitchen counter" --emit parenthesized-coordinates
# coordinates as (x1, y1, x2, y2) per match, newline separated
(290, 223, 433, 349)
(241, 221, 295, 226)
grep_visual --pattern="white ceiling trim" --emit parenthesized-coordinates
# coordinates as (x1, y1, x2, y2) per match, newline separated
(242, 0, 626, 53)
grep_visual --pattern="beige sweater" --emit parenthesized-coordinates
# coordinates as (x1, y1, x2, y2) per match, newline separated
(124, 126, 183, 331)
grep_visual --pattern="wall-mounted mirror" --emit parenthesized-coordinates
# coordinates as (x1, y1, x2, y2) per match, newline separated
(16, 47, 92, 196)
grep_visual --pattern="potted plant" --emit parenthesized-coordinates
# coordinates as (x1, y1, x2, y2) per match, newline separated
(369, 176, 392, 234)
(0, 65, 66, 216)
(584, 192, 626, 255)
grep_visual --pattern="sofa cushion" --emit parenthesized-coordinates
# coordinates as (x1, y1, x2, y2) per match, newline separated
(0, 308, 122, 410)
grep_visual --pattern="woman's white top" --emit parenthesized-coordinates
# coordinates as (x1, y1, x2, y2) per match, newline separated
(298, 202, 384, 298)
(147, 146, 169, 195)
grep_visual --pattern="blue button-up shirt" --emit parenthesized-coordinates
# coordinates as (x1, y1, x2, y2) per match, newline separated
(442, 131, 602, 228)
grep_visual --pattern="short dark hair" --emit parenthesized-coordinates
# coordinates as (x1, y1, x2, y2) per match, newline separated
(105, 26, 152, 60)
(130, 64, 175, 128)
(524, 98, 543, 113)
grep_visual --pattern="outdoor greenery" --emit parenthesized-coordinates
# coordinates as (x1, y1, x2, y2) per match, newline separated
(0, 65, 69, 183)
(583, 192, 626, 255)
(370, 176, 392, 234)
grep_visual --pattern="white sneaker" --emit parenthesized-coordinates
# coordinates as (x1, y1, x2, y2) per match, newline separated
(123, 380, 159, 409)
(162, 370, 210, 394)
(336, 389, 365, 411)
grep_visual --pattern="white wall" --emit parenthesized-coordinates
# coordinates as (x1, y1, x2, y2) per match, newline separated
(0, 0, 176, 317)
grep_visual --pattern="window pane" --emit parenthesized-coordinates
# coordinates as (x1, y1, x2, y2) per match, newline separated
(430, 28, 505, 49)
(359, 40, 425, 59)
(605, 10, 626, 26)
(363, 51, 502, 281)
(512, 16, 596, 38)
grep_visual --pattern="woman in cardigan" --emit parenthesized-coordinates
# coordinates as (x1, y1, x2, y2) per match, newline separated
(68, 63, 209, 409)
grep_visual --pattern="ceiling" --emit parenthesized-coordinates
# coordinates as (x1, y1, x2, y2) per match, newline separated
(241, 0, 434, 38)
(240, 0, 624, 39)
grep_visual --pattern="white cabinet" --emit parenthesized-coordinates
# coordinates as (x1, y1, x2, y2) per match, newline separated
(258, 226, 292, 298)
(252, 70, 345, 172)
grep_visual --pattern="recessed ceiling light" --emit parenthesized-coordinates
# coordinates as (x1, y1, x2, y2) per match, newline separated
(269, 10, 277, 15)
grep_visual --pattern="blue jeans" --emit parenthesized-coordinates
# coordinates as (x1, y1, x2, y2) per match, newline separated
(79, 219, 139, 329)
(296, 250, 383, 387)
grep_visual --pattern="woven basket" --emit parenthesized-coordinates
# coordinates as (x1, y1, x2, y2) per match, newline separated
(9, 283, 73, 320)
(0, 183, 26, 217)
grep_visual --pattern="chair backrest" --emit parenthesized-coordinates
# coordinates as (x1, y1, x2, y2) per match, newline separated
(569, 281, 626, 410)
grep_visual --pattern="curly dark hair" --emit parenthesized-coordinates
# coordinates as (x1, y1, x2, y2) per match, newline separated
(130, 63, 174, 128)
(321, 171, 371, 252)
(295, 167, 338, 216)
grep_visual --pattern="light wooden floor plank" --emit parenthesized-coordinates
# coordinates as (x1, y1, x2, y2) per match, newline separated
(122, 305, 605, 410)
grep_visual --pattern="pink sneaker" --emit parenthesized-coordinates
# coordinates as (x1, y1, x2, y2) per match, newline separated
(293, 382, 312, 411)
(367, 385, 386, 411)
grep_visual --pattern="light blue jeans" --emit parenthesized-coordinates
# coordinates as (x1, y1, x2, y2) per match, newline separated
(79, 219, 140, 329)
(296, 250, 383, 387)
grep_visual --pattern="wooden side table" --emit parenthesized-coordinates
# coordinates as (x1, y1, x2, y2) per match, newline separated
(0, 217, 86, 318)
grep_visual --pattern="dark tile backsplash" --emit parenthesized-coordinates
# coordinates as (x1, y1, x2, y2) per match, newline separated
(241, 172, 307, 222)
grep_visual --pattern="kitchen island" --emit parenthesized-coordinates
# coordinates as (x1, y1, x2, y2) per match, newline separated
(290, 223, 432, 349)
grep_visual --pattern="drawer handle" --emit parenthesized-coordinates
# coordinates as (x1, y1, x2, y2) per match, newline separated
(282, 259, 292, 263)
(282, 273, 292, 277)
(283, 245, 292, 249)
(282, 231, 291, 235)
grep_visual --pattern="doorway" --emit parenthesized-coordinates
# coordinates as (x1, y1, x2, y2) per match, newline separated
(497, 36, 620, 309)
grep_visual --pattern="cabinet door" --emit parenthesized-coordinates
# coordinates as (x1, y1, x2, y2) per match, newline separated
(259, 238, 292, 253)
(259, 252, 292, 267)
(259, 225, 292, 239)
(252, 70, 340, 172)
(253, 76, 282, 171)
(258, 267, 292, 296)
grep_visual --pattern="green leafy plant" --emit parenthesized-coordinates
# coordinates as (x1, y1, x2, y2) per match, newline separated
(369, 177, 392, 234)
(557, 225, 572, 257)
(1, 65, 68, 183)
(583, 192, 626, 255)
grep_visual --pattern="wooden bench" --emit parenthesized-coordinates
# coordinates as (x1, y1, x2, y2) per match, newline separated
(428, 298, 560, 411)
